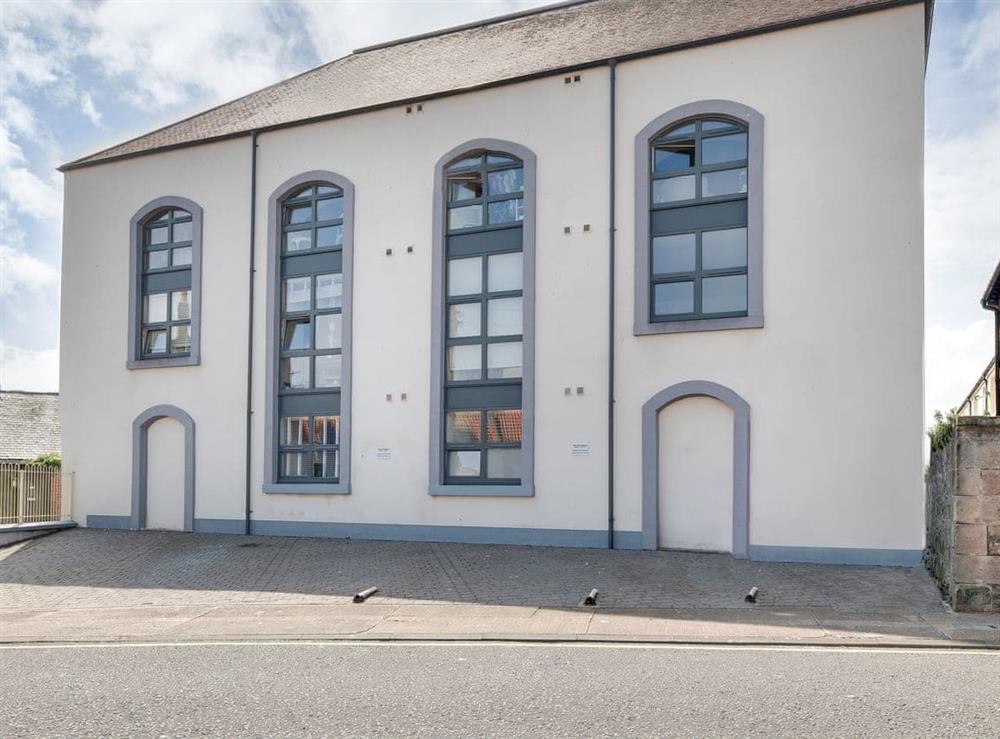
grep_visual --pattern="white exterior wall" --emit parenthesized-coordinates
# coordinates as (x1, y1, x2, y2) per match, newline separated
(61, 4, 925, 556)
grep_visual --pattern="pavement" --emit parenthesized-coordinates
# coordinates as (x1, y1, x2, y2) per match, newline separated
(1, 528, 998, 647)
(3, 642, 999, 737)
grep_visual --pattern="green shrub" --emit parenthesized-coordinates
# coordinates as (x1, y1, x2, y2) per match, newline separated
(29, 452, 61, 468)
(927, 409, 957, 452)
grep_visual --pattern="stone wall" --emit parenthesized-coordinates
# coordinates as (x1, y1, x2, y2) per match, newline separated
(925, 417, 1000, 612)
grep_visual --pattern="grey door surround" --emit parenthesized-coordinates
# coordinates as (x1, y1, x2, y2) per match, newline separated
(641, 380, 750, 558)
(131, 404, 196, 531)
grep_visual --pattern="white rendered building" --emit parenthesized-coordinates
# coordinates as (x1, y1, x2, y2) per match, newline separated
(60, 0, 931, 564)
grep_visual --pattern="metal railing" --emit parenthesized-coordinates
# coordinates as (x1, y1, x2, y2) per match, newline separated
(958, 358, 997, 418)
(0, 463, 73, 526)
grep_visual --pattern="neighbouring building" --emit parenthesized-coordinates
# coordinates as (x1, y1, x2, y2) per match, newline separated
(0, 391, 60, 463)
(926, 261, 1000, 611)
(59, 0, 932, 564)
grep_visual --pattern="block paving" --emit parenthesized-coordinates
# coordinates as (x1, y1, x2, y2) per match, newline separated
(0, 528, 944, 613)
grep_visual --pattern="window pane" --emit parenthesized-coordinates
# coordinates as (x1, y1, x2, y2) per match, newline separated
(145, 250, 168, 270)
(315, 273, 342, 309)
(172, 221, 193, 243)
(313, 450, 339, 479)
(486, 409, 521, 443)
(487, 153, 518, 166)
(281, 356, 310, 389)
(447, 344, 481, 381)
(149, 226, 168, 245)
(449, 204, 482, 230)
(702, 227, 747, 269)
(314, 354, 342, 388)
(290, 186, 313, 199)
(487, 342, 522, 379)
(448, 303, 481, 338)
(487, 198, 523, 224)
(446, 411, 481, 443)
(653, 281, 694, 316)
(447, 450, 481, 477)
(171, 246, 192, 266)
(280, 452, 308, 477)
(448, 257, 482, 297)
(170, 324, 191, 354)
(282, 317, 311, 351)
(285, 230, 312, 253)
(314, 416, 340, 446)
(153, 211, 170, 222)
(703, 275, 748, 314)
(702, 119, 735, 132)
(315, 313, 342, 350)
(488, 252, 522, 293)
(171, 290, 191, 320)
(316, 197, 344, 222)
(486, 448, 521, 479)
(142, 328, 167, 354)
(662, 122, 695, 138)
(281, 416, 310, 446)
(286, 204, 311, 225)
(487, 168, 523, 196)
(702, 133, 747, 165)
(652, 175, 695, 203)
(284, 277, 311, 312)
(653, 141, 695, 172)
(144, 293, 168, 323)
(652, 234, 695, 274)
(316, 185, 340, 195)
(702, 168, 747, 197)
(448, 172, 483, 202)
(446, 154, 483, 172)
(487, 297, 522, 337)
(316, 225, 342, 248)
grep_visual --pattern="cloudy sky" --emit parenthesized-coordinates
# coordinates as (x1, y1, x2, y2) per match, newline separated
(1, 0, 997, 429)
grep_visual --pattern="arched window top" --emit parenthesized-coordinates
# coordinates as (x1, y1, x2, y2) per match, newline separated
(445, 150, 525, 233)
(650, 116, 748, 206)
(280, 181, 345, 254)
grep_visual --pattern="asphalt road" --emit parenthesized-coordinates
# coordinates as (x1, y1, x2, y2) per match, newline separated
(1, 642, 997, 738)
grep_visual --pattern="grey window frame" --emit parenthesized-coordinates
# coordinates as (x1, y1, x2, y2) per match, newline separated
(634, 100, 764, 336)
(127, 196, 203, 369)
(430, 139, 536, 497)
(263, 171, 354, 495)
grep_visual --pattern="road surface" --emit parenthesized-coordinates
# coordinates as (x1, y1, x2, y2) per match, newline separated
(2, 641, 997, 737)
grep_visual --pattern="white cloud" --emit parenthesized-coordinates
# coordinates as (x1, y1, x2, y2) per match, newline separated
(0, 244, 60, 297)
(925, 318, 994, 422)
(0, 344, 59, 392)
(80, 91, 102, 126)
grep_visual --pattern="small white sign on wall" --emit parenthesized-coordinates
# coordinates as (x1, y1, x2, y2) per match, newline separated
(375, 447, 392, 461)
(571, 442, 591, 457)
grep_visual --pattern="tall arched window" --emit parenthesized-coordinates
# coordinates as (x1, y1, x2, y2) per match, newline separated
(634, 100, 764, 335)
(127, 196, 203, 368)
(264, 172, 354, 494)
(430, 140, 536, 496)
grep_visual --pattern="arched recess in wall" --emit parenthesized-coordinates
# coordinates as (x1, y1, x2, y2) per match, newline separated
(262, 170, 354, 494)
(428, 138, 537, 496)
(131, 404, 196, 531)
(641, 381, 750, 557)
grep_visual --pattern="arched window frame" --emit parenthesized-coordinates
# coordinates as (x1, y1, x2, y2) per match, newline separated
(634, 100, 764, 335)
(429, 139, 536, 497)
(127, 196, 203, 368)
(263, 171, 354, 495)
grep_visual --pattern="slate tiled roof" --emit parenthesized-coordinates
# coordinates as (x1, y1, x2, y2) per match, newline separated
(982, 260, 1000, 310)
(0, 392, 60, 461)
(61, 0, 925, 170)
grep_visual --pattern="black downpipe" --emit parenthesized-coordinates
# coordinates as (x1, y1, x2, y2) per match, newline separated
(244, 131, 258, 536)
(607, 60, 617, 549)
